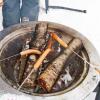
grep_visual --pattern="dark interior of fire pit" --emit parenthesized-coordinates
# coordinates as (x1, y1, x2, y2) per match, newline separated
(0, 22, 89, 96)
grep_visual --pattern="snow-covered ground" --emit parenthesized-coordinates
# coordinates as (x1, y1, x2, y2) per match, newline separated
(0, 0, 100, 100)
(0, 7, 3, 30)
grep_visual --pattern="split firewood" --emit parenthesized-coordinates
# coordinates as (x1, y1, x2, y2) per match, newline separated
(20, 23, 49, 88)
(21, 54, 37, 88)
(18, 56, 27, 84)
(21, 48, 51, 88)
(51, 32, 100, 74)
(14, 39, 41, 84)
(19, 46, 41, 84)
(14, 60, 21, 84)
(18, 38, 53, 90)
(30, 23, 48, 50)
(37, 38, 83, 92)
(14, 39, 30, 84)
(38, 33, 73, 76)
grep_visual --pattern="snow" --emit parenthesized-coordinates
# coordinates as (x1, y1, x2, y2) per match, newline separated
(0, 0, 100, 99)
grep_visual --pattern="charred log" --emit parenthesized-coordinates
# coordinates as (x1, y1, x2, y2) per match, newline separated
(37, 38, 83, 92)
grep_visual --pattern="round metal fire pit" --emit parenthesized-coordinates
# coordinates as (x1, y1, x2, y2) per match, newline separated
(0, 21, 100, 100)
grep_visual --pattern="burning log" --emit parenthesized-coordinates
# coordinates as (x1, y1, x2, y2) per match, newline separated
(22, 48, 52, 88)
(14, 39, 30, 84)
(14, 60, 21, 84)
(30, 23, 48, 50)
(21, 23, 49, 88)
(14, 39, 41, 84)
(18, 56, 27, 84)
(20, 38, 53, 88)
(21, 55, 37, 88)
(19, 48, 41, 83)
(37, 38, 83, 92)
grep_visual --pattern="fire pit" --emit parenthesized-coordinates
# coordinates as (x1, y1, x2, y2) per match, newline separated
(0, 21, 100, 100)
